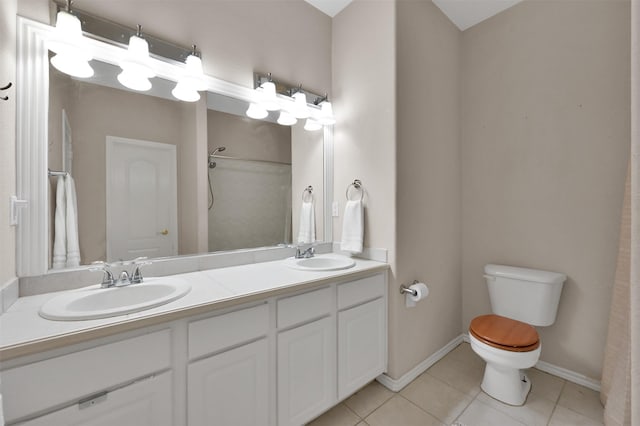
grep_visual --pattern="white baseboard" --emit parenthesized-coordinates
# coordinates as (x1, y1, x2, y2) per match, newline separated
(462, 333, 601, 392)
(535, 360, 601, 392)
(376, 334, 464, 392)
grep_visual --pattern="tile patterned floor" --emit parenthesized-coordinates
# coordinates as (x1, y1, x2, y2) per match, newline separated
(307, 343, 604, 426)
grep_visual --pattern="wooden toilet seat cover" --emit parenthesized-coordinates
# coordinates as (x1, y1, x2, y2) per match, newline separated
(469, 314, 540, 352)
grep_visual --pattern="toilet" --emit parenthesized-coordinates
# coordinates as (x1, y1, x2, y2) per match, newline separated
(469, 264, 566, 406)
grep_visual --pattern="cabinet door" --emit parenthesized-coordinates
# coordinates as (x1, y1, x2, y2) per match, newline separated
(17, 372, 172, 426)
(277, 316, 336, 426)
(338, 298, 386, 399)
(187, 338, 269, 426)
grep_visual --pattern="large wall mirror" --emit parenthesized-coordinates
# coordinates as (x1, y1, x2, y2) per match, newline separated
(17, 17, 332, 276)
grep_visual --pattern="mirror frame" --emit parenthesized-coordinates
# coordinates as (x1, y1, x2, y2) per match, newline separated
(16, 17, 333, 277)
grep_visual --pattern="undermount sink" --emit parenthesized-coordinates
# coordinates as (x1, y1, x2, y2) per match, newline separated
(285, 254, 356, 271)
(39, 277, 191, 321)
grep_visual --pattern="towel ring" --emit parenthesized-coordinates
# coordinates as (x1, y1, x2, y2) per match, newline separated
(302, 185, 313, 202)
(346, 179, 364, 201)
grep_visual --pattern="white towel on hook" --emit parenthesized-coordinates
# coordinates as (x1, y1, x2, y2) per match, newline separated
(65, 175, 81, 268)
(52, 176, 67, 269)
(340, 200, 364, 254)
(297, 201, 315, 244)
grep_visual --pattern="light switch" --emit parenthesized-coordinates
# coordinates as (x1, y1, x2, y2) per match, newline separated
(332, 201, 339, 217)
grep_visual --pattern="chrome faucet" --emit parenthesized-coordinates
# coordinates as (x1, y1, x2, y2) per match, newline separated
(90, 261, 115, 288)
(90, 257, 151, 288)
(295, 246, 315, 259)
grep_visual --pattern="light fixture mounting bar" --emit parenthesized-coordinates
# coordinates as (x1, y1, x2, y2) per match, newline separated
(253, 73, 325, 106)
(53, 1, 198, 63)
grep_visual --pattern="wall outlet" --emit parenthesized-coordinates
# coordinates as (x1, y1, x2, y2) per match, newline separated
(332, 201, 339, 217)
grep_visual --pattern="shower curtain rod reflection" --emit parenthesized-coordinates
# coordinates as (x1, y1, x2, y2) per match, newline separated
(210, 154, 292, 166)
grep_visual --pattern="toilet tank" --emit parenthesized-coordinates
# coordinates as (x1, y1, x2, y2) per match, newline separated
(484, 264, 566, 326)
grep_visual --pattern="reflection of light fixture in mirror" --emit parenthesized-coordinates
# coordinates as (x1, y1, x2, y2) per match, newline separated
(118, 25, 155, 92)
(246, 103, 268, 119)
(48, 1, 94, 78)
(304, 118, 322, 131)
(291, 89, 310, 119)
(172, 45, 207, 102)
(318, 99, 336, 125)
(277, 110, 297, 126)
(258, 74, 281, 111)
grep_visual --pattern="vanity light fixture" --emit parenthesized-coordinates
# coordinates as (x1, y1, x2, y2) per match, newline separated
(316, 95, 336, 125)
(257, 73, 281, 111)
(117, 25, 155, 92)
(291, 88, 310, 119)
(246, 103, 268, 119)
(48, 0, 94, 78)
(277, 110, 297, 126)
(172, 45, 207, 102)
(304, 118, 322, 131)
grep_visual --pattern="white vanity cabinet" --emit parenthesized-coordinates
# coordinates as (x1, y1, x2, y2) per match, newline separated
(16, 372, 173, 426)
(276, 287, 336, 426)
(3, 329, 173, 426)
(336, 274, 387, 400)
(187, 304, 270, 426)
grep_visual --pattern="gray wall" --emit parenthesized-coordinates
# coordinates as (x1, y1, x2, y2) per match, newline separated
(461, 0, 630, 379)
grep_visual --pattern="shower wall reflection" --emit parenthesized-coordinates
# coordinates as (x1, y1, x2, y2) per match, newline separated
(206, 109, 292, 251)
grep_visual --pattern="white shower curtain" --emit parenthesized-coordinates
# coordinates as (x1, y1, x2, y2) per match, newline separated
(601, 2, 640, 424)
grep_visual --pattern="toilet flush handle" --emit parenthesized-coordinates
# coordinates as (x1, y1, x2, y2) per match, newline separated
(483, 274, 496, 281)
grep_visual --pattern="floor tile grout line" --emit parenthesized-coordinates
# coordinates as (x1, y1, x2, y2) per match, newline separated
(340, 401, 363, 422)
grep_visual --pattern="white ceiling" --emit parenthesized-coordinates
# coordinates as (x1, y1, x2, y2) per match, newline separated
(304, 0, 524, 31)
(432, 0, 525, 31)
(304, 0, 353, 17)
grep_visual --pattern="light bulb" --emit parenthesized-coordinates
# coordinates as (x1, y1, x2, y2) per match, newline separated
(48, 10, 94, 78)
(291, 92, 310, 119)
(304, 118, 322, 131)
(118, 35, 155, 91)
(258, 81, 281, 111)
(318, 100, 336, 125)
(277, 110, 297, 126)
(246, 103, 268, 119)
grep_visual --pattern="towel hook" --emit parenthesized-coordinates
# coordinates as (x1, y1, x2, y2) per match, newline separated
(1, 82, 11, 101)
(302, 185, 313, 202)
(346, 179, 364, 201)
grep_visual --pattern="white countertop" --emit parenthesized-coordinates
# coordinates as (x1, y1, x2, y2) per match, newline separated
(0, 255, 388, 361)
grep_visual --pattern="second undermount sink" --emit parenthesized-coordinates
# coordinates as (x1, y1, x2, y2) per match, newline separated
(285, 254, 356, 271)
(39, 277, 191, 321)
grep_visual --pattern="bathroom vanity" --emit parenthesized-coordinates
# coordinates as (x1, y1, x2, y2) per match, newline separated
(0, 257, 388, 426)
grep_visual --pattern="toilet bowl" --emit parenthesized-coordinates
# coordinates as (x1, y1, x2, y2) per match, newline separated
(469, 264, 565, 406)
(469, 314, 541, 405)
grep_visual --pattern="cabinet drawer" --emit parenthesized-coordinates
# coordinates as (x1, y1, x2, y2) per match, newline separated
(189, 303, 268, 360)
(277, 286, 331, 329)
(337, 273, 385, 310)
(3, 329, 171, 424)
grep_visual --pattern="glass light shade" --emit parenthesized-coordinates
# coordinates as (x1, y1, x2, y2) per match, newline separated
(172, 81, 200, 102)
(304, 118, 322, 131)
(318, 101, 336, 125)
(246, 103, 268, 119)
(258, 81, 281, 111)
(176, 55, 207, 92)
(48, 11, 94, 78)
(291, 92, 310, 119)
(277, 110, 297, 126)
(118, 35, 155, 91)
(51, 53, 94, 78)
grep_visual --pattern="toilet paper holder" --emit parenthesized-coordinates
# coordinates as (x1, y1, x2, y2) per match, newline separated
(400, 280, 420, 296)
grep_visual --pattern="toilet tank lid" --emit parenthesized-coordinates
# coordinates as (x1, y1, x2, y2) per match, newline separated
(484, 264, 566, 284)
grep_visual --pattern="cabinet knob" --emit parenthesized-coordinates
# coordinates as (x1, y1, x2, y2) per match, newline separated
(160, 229, 169, 236)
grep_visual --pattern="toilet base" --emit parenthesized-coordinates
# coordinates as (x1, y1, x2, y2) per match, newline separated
(481, 363, 531, 406)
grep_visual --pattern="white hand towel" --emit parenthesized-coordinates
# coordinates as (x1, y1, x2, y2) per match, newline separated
(65, 175, 81, 268)
(297, 201, 315, 244)
(340, 200, 364, 254)
(52, 176, 67, 269)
